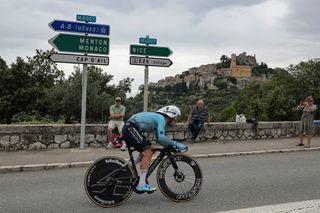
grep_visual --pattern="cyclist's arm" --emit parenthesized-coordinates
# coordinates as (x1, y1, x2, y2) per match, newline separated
(155, 119, 177, 147)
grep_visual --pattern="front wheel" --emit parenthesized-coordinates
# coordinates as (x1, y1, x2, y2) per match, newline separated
(84, 156, 134, 208)
(156, 154, 203, 202)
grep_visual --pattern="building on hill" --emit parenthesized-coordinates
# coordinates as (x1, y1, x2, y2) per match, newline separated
(230, 52, 257, 78)
(151, 52, 259, 89)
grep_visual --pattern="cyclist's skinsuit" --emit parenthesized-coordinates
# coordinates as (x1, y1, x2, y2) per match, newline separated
(122, 112, 177, 152)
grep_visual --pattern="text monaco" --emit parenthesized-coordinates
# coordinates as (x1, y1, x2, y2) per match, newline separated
(79, 38, 108, 53)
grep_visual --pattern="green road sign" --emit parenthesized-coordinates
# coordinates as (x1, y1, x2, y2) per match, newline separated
(49, 33, 109, 55)
(130, 44, 172, 57)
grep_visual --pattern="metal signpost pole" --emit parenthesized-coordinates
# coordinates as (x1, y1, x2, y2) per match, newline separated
(80, 60, 88, 149)
(80, 29, 89, 149)
(143, 65, 149, 112)
(143, 35, 150, 112)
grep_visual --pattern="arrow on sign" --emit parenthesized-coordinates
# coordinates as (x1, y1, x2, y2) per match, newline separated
(48, 33, 109, 55)
(49, 53, 109, 65)
(130, 45, 172, 57)
(130, 56, 172, 67)
(48, 20, 110, 36)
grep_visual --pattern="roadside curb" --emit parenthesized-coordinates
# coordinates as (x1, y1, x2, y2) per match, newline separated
(1, 147, 320, 174)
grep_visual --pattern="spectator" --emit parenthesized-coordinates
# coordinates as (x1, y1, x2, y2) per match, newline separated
(296, 96, 317, 148)
(106, 97, 126, 151)
(186, 99, 211, 142)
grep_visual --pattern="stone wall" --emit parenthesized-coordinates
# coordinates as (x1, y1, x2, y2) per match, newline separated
(0, 122, 319, 151)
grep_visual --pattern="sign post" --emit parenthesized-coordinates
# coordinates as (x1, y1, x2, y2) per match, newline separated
(129, 36, 173, 111)
(80, 62, 88, 150)
(48, 14, 110, 150)
(143, 63, 149, 112)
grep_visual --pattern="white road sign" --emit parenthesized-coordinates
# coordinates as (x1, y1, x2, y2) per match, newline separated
(49, 53, 109, 65)
(129, 56, 172, 67)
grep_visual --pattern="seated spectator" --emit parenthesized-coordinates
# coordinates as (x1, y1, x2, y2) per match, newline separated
(106, 97, 126, 151)
(186, 99, 211, 143)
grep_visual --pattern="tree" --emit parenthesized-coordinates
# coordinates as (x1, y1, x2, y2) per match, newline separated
(0, 49, 64, 123)
(217, 55, 231, 69)
(45, 65, 133, 123)
(288, 58, 320, 119)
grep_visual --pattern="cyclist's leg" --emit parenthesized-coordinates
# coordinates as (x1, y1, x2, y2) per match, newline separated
(122, 122, 156, 192)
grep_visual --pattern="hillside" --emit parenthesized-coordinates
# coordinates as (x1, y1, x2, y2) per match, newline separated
(130, 52, 273, 121)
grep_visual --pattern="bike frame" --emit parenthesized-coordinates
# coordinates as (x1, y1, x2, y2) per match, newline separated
(127, 146, 179, 181)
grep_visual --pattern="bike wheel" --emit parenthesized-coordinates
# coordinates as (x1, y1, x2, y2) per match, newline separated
(156, 154, 203, 202)
(84, 156, 134, 208)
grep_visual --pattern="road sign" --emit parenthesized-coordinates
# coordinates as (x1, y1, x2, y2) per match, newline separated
(139, 37, 157, 45)
(49, 20, 110, 36)
(130, 45, 172, 57)
(49, 33, 109, 55)
(76, 14, 96, 22)
(130, 56, 172, 67)
(49, 53, 109, 65)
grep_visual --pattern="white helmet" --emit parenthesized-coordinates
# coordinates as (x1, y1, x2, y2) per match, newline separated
(157, 105, 181, 119)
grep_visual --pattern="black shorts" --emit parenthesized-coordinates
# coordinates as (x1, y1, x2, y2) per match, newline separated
(122, 122, 151, 152)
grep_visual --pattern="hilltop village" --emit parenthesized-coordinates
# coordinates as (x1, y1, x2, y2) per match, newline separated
(150, 52, 267, 90)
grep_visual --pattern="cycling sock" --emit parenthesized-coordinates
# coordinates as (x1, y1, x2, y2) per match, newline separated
(138, 170, 147, 185)
(134, 155, 142, 165)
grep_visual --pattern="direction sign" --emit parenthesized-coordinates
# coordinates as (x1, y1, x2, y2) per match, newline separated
(76, 14, 96, 22)
(130, 45, 172, 57)
(139, 37, 157, 45)
(49, 20, 110, 36)
(49, 33, 109, 55)
(49, 53, 109, 65)
(130, 56, 172, 67)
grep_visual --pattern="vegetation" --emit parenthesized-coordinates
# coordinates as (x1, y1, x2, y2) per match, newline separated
(0, 50, 319, 124)
(0, 49, 133, 124)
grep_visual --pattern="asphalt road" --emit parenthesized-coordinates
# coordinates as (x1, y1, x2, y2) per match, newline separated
(1, 151, 320, 213)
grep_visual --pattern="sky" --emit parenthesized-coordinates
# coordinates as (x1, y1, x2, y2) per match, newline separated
(1, 0, 320, 96)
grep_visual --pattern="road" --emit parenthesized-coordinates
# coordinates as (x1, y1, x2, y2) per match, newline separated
(1, 151, 320, 213)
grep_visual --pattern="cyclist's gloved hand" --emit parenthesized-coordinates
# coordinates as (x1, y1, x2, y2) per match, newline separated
(175, 142, 186, 152)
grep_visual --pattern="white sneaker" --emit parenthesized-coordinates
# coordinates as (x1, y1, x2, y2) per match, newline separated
(120, 143, 127, 151)
(106, 142, 113, 149)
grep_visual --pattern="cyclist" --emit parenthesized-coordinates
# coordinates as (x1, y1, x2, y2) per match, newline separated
(122, 105, 186, 193)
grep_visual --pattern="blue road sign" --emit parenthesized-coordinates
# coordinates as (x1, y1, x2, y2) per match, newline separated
(139, 37, 157, 45)
(49, 20, 109, 36)
(76, 14, 96, 22)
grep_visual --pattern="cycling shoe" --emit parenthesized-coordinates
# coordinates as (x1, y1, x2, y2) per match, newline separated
(135, 184, 157, 193)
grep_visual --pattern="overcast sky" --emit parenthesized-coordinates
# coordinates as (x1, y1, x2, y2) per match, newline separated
(1, 0, 320, 95)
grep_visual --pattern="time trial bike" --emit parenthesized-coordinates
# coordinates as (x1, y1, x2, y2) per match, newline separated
(84, 141, 203, 208)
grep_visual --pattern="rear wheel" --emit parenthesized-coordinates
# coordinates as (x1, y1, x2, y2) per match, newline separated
(84, 156, 134, 207)
(156, 154, 202, 202)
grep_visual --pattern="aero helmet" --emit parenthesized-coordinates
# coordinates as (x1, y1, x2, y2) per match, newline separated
(157, 105, 181, 119)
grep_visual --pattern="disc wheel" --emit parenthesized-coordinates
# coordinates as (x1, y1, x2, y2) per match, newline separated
(84, 156, 134, 207)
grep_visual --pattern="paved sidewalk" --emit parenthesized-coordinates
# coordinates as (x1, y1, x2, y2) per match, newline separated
(1, 137, 320, 173)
